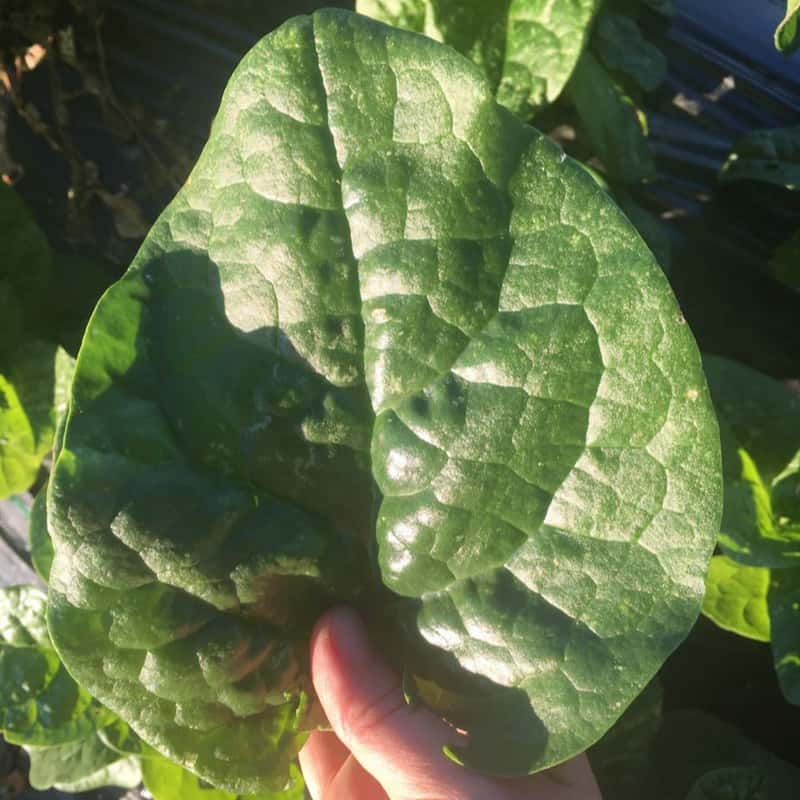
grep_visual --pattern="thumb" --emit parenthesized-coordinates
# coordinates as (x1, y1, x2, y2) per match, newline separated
(309, 606, 491, 799)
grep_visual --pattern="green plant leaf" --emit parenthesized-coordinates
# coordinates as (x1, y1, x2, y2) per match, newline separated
(703, 356, 800, 486)
(720, 126, 800, 190)
(0, 585, 50, 647)
(567, 51, 656, 182)
(0, 184, 53, 354)
(0, 586, 115, 746)
(47, 9, 721, 791)
(702, 555, 771, 642)
(593, 12, 667, 92)
(97, 717, 159, 758)
(355, 0, 600, 116)
(141, 755, 304, 800)
(684, 767, 767, 800)
(27, 732, 142, 792)
(703, 356, 800, 567)
(768, 567, 800, 705)
(775, 1, 800, 54)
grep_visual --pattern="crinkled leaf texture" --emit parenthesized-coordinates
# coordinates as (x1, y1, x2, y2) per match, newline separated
(47, 9, 721, 793)
(26, 733, 142, 792)
(702, 556, 770, 642)
(356, 0, 599, 116)
(0, 586, 114, 746)
(142, 755, 304, 800)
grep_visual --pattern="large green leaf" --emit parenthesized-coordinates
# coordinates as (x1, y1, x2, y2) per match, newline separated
(0, 586, 114, 746)
(47, 9, 721, 792)
(142, 756, 304, 800)
(702, 555, 771, 642)
(355, 0, 600, 116)
(567, 50, 656, 183)
(776, 1, 800, 54)
(720, 126, 800, 190)
(26, 732, 142, 792)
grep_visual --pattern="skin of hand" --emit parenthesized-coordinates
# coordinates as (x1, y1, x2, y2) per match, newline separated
(299, 607, 603, 800)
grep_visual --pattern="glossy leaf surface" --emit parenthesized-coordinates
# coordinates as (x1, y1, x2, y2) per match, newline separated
(776, 1, 800, 54)
(702, 556, 770, 642)
(47, 9, 720, 791)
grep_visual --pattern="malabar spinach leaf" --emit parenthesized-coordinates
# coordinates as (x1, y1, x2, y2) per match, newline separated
(355, 0, 599, 116)
(0, 184, 52, 355)
(702, 555, 770, 642)
(768, 568, 800, 705)
(142, 755, 304, 800)
(593, 11, 667, 92)
(0, 586, 114, 746)
(684, 767, 767, 800)
(26, 733, 142, 792)
(704, 355, 800, 567)
(47, 9, 721, 792)
(720, 126, 800, 190)
(566, 51, 656, 183)
(776, 1, 800, 54)
(0, 182, 78, 498)
(702, 355, 800, 706)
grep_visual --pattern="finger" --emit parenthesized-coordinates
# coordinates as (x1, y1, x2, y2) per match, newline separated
(299, 730, 350, 800)
(324, 754, 389, 800)
(310, 607, 495, 799)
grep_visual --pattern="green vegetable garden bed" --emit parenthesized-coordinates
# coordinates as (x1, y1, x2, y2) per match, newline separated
(1, 2, 799, 799)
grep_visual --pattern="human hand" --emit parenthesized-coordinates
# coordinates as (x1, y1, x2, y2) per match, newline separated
(299, 607, 603, 800)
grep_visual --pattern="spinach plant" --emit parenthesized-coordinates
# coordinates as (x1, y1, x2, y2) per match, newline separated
(42, 8, 721, 794)
(356, 0, 674, 270)
(702, 355, 800, 706)
(0, 185, 61, 498)
(0, 585, 140, 792)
